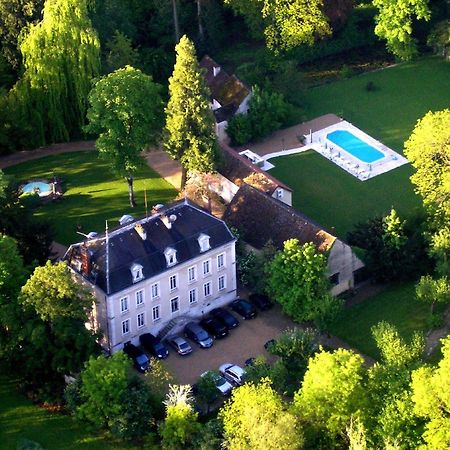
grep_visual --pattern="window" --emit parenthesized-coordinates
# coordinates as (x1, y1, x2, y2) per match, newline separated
(276, 188, 283, 199)
(122, 319, 130, 335)
(329, 272, 340, 286)
(136, 290, 144, 306)
(130, 263, 144, 283)
(198, 233, 211, 252)
(152, 305, 160, 322)
(169, 274, 178, 291)
(171, 297, 179, 313)
(189, 288, 197, 304)
(218, 275, 226, 291)
(204, 281, 212, 297)
(203, 260, 211, 276)
(151, 283, 159, 300)
(137, 312, 145, 328)
(120, 297, 128, 313)
(217, 253, 225, 269)
(188, 266, 197, 283)
(164, 247, 177, 267)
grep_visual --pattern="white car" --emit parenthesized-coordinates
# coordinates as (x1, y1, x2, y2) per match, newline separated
(201, 371, 233, 396)
(219, 363, 246, 386)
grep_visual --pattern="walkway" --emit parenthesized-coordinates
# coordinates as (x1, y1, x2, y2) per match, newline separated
(236, 113, 343, 156)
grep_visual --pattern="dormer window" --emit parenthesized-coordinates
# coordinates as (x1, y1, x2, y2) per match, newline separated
(164, 247, 177, 267)
(198, 234, 211, 253)
(130, 263, 144, 283)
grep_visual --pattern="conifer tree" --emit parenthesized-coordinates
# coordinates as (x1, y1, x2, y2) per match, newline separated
(164, 35, 217, 187)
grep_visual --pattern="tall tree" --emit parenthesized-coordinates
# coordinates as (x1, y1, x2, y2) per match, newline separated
(0, 234, 28, 358)
(85, 65, 164, 207)
(164, 35, 217, 187)
(20, 261, 92, 322)
(373, 0, 431, 60)
(0, 0, 44, 68)
(411, 335, 450, 449)
(366, 322, 425, 448)
(160, 385, 202, 449)
(14, 0, 100, 145)
(220, 379, 302, 449)
(224, 0, 331, 53)
(265, 239, 334, 324)
(293, 348, 367, 446)
(404, 109, 450, 229)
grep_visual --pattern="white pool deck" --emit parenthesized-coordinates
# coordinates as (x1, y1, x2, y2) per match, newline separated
(259, 120, 409, 181)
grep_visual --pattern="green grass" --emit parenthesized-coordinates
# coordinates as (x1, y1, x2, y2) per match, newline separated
(269, 56, 450, 238)
(329, 283, 430, 359)
(5, 151, 178, 246)
(0, 374, 135, 450)
(303, 57, 450, 152)
(269, 150, 421, 238)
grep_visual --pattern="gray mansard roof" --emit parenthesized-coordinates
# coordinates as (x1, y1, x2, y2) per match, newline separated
(64, 200, 235, 295)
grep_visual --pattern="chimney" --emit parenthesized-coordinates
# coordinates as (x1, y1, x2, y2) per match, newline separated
(80, 245, 91, 277)
(134, 223, 147, 240)
(213, 66, 220, 77)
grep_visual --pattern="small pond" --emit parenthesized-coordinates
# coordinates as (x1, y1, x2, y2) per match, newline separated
(21, 181, 53, 197)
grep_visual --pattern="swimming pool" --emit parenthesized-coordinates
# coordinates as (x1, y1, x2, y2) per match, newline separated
(21, 181, 52, 197)
(327, 130, 384, 163)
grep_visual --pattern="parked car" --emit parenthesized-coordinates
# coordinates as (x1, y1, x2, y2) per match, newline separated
(249, 293, 273, 311)
(210, 307, 239, 330)
(168, 335, 193, 356)
(219, 363, 246, 386)
(184, 322, 214, 348)
(139, 333, 169, 359)
(123, 343, 150, 373)
(200, 317, 228, 339)
(201, 371, 233, 396)
(230, 298, 257, 320)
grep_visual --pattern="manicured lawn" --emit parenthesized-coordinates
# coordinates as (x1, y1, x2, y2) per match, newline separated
(329, 283, 430, 360)
(269, 56, 449, 238)
(269, 150, 421, 238)
(0, 374, 136, 450)
(303, 57, 450, 152)
(5, 151, 178, 246)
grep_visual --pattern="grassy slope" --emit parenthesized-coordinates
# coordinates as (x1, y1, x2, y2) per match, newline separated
(329, 283, 430, 359)
(0, 375, 135, 450)
(5, 151, 178, 246)
(269, 57, 450, 239)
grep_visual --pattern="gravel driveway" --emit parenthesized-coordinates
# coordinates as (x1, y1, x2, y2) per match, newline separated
(162, 305, 296, 385)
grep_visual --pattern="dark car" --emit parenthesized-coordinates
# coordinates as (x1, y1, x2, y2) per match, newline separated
(123, 343, 150, 373)
(184, 322, 214, 348)
(168, 335, 192, 356)
(249, 293, 273, 311)
(200, 317, 228, 339)
(139, 333, 169, 359)
(230, 298, 257, 320)
(210, 307, 239, 330)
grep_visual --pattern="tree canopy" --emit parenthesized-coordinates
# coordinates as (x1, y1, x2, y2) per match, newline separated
(265, 239, 332, 323)
(411, 335, 450, 449)
(221, 379, 302, 449)
(404, 109, 450, 229)
(373, 0, 431, 60)
(14, 0, 100, 145)
(164, 35, 217, 187)
(294, 348, 366, 442)
(85, 65, 163, 206)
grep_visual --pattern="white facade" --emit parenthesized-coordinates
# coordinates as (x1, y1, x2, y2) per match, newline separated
(77, 241, 237, 354)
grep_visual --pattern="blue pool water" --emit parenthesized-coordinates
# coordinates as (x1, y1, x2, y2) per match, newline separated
(327, 130, 384, 163)
(22, 181, 52, 197)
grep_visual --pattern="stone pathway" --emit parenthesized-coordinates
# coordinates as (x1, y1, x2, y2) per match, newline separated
(236, 113, 343, 156)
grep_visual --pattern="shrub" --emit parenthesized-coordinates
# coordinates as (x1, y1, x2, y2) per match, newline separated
(365, 81, 377, 91)
(227, 114, 253, 146)
(340, 64, 354, 79)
